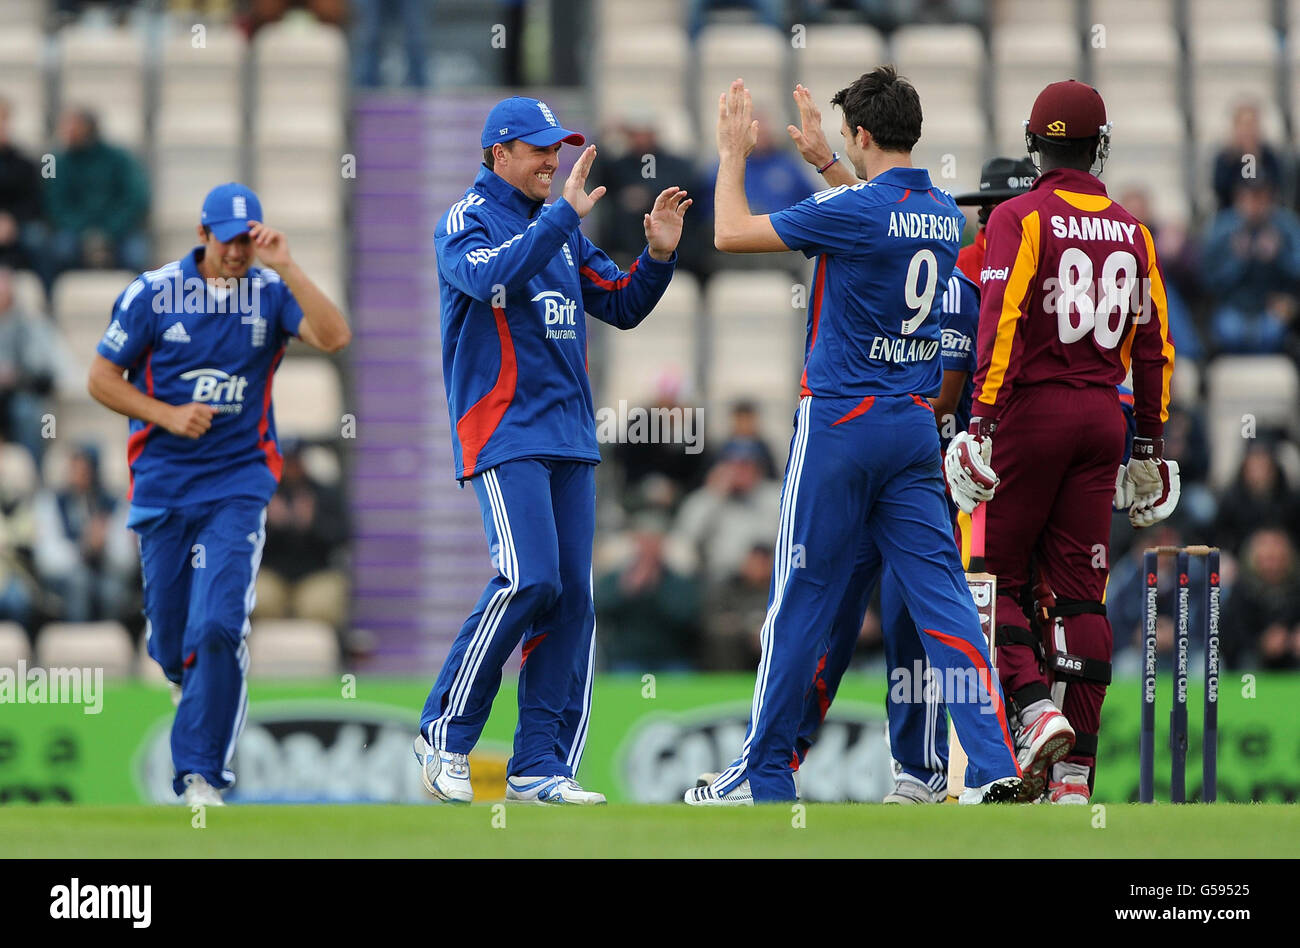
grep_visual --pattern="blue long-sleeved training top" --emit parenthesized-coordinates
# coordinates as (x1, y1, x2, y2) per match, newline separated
(436, 165, 677, 479)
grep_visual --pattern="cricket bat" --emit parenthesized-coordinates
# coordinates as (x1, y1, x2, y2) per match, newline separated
(946, 502, 998, 800)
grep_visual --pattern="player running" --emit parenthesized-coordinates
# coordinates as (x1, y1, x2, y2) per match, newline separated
(943, 80, 1179, 804)
(414, 97, 691, 805)
(89, 182, 351, 806)
(687, 70, 1021, 806)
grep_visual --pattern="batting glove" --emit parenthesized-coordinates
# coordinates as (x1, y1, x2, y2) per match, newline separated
(944, 419, 999, 514)
(1129, 459, 1180, 528)
(1126, 437, 1167, 507)
(1112, 463, 1134, 511)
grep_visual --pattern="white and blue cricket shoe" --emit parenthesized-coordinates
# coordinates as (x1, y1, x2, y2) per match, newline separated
(505, 775, 607, 805)
(412, 734, 473, 804)
(683, 779, 754, 806)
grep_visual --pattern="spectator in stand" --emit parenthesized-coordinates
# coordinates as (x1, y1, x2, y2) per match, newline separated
(239, 0, 347, 37)
(704, 541, 773, 669)
(1214, 440, 1300, 554)
(0, 99, 44, 274)
(687, 0, 784, 39)
(255, 441, 350, 631)
(32, 444, 135, 623)
(1107, 521, 1188, 671)
(592, 114, 712, 285)
(43, 108, 149, 286)
(1115, 184, 1205, 361)
(672, 440, 781, 585)
(610, 371, 711, 509)
(0, 443, 37, 637)
(1202, 173, 1300, 355)
(354, 0, 430, 88)
(1222, 527, 1300, 670)
(719, 399, 777, 480)
(0, 268, 60, 466)
(1161, 403, 1215, 531)
(1212, 101, 1284, 212)
(700, 118, 816, 221)
(594, 510, 701, 671)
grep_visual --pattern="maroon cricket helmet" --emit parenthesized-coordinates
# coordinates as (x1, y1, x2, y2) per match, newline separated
(1026, 79, 1108, 140)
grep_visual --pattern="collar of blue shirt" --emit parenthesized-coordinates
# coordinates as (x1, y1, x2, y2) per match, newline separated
(474, 164, 546, 220)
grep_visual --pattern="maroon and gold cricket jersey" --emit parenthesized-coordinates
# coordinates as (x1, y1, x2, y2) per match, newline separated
(970, 167, 1175, 438)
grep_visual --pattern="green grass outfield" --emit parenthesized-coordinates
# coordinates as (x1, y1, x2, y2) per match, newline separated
(1, 804, 1295, 858)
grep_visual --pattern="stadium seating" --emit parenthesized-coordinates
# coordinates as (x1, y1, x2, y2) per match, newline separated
(991, 22, 1083, 155)
(11, 269, 47, 317)
(272, 358, 345, 441)
(35, 621, 135, 678)
(0, 622, 29, 668)
(592, 27, 692, 153)
(1088, 0, 1173, 26)
(0, 28, 45, 149)
(696, 24, 788, 161)
(248, 619, 340, 677)
(0, 441, 38, 501)
(594, 269, 701, 406)
(792, 24, 887, 125)
(58, 25, 147, 152)
(704, 270, 803, 452)
(1205, 356, 1300, 489)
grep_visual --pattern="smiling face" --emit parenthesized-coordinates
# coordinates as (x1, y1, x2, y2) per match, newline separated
(196, 226, 254, 280)
(493, 140, 561, 201)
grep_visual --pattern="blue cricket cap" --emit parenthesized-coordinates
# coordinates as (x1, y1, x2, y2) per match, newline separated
(201, 182, 263, 242)
(481, 97, 585, 149)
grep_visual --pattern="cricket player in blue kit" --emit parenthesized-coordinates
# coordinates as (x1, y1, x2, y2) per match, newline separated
(413, 97, 691, 805)
(88, 183, 351, 806)
(687, 70, 1021, 805)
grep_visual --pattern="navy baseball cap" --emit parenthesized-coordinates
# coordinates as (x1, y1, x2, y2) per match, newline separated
(481, 97, 585, 149)
(201, 182, 263, 242)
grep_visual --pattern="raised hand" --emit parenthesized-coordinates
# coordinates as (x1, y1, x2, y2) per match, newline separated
(717, 78, 758, 160)
(644, 186, 693, 260)
(249, 220, 292, 270)
(787, 84, 834, 169)
(562, 145, 607, 218)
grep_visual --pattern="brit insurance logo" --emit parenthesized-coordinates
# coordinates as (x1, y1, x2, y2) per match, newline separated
(532, 290, 578, 341)
(179, 367, 248, 414)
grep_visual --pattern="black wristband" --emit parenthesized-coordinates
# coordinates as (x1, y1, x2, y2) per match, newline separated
(1131, 436, 1163, 460)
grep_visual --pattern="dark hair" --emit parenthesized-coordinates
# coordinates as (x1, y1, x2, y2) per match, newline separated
(1032, 135, 1097, 172)
(830, 65, 922, 153)
(483, 147, 495, 169)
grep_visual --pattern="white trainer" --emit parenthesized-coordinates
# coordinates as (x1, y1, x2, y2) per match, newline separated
(181, 773, 224, 807)
(957, 776, 1022, 804)
(883, 775, 946, 804)
(1047, 762, 1091, 804)
(697, 770, 800, 797)
(412, 735, 473, 804)
(684, 779, 755, 806)
(505, 775, 607, 805)
(1014, 701, 1075, 802)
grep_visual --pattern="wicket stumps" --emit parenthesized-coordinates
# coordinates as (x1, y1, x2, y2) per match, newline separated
(1139, 545, 1220, 803)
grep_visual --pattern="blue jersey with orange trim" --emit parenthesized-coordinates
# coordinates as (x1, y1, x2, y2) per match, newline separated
(770, 167, 964, 400)
(436, 166, 676, 480)
(96, 248, 304, 506)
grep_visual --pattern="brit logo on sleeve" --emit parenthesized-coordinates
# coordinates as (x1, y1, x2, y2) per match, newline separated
(102, 319, 128, 351)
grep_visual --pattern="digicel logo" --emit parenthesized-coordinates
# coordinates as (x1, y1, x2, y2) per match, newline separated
(980, 266, 1009, 282)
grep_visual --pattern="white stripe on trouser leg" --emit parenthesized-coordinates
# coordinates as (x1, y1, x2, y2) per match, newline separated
(565, 570, 597, 773)
(223, 508, 266, 783)
(432, 469, 520, 750)
(716, 398, 812, 793)
(434, 468, 519, 748)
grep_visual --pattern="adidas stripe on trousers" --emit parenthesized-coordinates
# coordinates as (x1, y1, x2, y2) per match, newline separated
(715, 395, 1019, 802)
(420, 459, 596, 779)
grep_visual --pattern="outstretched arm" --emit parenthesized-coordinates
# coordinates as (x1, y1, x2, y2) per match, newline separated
(714, 79, 790, 254)
(787, 84, 859, 189)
